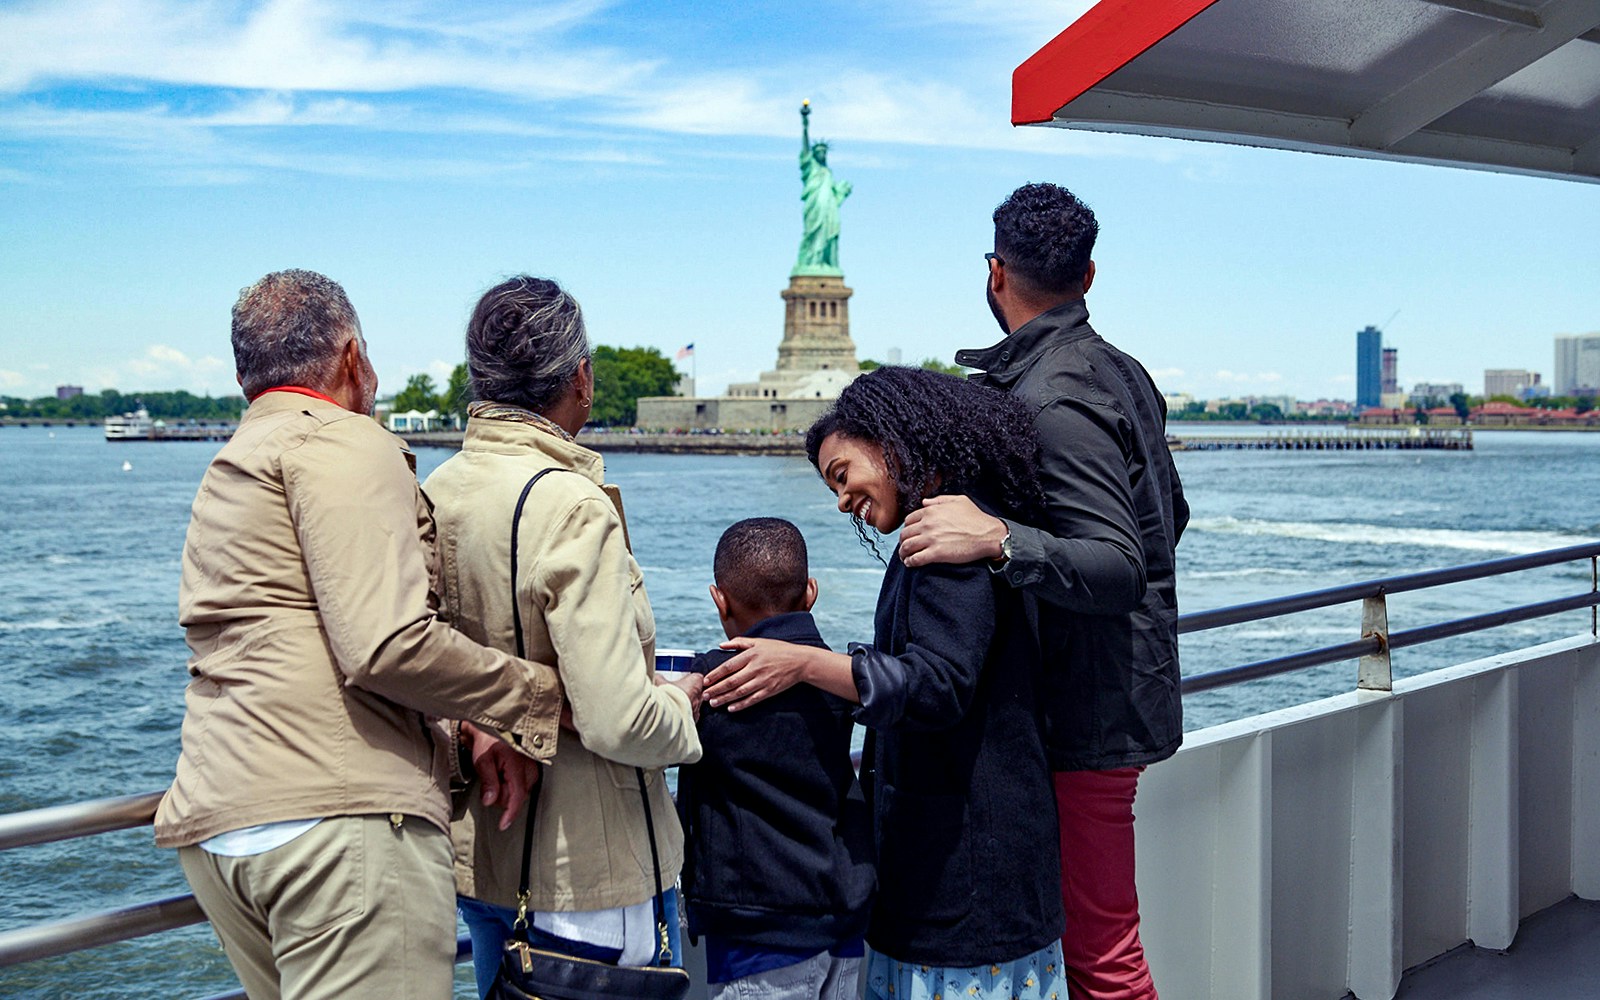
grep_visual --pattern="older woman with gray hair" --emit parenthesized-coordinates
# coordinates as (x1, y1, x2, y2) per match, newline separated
(423, 275, 704, 996)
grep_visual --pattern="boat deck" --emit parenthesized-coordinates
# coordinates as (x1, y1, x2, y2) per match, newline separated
(1393, 896, 1600, 999)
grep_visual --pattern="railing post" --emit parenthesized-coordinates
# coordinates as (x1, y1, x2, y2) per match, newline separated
(1591, 556, 1596, 638)
(1359, 593, 1392, 691)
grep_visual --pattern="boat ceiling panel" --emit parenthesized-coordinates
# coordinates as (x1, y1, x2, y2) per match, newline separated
(1014, 0, 1600, 183)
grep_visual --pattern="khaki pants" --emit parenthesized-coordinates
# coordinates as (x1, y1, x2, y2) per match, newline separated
(179, 814, 457, 1000)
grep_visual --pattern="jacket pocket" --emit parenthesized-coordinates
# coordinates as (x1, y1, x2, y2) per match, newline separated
(875, 783, 972, 929)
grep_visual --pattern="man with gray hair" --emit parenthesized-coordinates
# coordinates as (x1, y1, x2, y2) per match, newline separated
(155, 269, 566, 1000)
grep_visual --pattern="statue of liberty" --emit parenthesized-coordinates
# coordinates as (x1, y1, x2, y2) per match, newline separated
(793, 100, 851, 277)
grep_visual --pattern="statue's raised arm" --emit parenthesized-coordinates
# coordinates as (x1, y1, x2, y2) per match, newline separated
(793, 100, 849, 277)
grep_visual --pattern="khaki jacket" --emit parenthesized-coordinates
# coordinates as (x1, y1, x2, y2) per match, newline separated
(154, 392, 564, 848)
(424, 410, 701, 911)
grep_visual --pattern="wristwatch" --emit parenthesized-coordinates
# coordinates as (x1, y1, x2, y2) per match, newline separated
(996, 530, 1013, 565)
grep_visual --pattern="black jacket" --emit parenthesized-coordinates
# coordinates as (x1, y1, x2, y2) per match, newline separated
(677, 612, 874, 950)
(851, 554, 1063, 967)
(957, 300, 1189, 770)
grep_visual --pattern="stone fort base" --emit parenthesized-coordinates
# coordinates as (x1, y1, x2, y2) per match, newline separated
(635, 395, 835, 434)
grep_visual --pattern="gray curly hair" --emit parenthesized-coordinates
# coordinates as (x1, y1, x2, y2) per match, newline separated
(465, 276, 590, 412)
(231, 269, 360, 399)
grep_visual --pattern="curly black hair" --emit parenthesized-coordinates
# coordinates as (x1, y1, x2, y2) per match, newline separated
(804, 367, 1046, 553)
(992, 182, 1098, 296)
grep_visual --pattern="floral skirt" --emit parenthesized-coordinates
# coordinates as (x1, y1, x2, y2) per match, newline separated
(863, 940, 1068, 1000)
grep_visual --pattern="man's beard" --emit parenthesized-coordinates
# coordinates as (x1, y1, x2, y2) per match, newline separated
(986, 281, 1010, 335)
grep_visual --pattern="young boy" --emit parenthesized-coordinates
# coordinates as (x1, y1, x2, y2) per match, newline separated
(678, 517, 874, 1000)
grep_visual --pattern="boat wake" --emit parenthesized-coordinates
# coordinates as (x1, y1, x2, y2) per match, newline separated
(1188, 516, 1586, 555)
(0, 614, 126, 633)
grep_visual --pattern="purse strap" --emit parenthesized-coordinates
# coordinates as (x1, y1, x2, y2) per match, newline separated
(506, 468, 675, 968)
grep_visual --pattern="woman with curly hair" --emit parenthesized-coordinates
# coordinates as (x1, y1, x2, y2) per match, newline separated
(704, 365, 1068, 1000)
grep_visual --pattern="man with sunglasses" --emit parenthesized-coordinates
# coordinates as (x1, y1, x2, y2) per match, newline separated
(899, 183, 1188, 1000)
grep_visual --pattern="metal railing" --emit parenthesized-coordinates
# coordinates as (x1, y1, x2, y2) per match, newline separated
(2, 542, 1598, 996)
(1177, 542, 1600, 694)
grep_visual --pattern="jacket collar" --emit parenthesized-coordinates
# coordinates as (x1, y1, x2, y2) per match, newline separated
(743, 611, 828, 649)
(955, 298, 1094, 386)
(462, 402, 605, 485)
(244, 389, 345, 416)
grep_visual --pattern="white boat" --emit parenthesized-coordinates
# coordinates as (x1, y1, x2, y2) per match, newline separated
(2, 3, 1596, 997)
(103, 407, 153, 441)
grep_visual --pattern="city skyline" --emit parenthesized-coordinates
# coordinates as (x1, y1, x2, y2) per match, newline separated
(1, 1, 1596, 404)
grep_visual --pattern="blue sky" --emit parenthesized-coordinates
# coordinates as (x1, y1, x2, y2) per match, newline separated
(1, 0, 1595, 403)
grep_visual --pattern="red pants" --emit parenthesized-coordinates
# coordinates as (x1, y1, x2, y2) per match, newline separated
(1055, 768, 1158, 1000)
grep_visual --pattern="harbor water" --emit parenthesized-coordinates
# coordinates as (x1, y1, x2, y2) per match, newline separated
(2, 424, 1597, 998)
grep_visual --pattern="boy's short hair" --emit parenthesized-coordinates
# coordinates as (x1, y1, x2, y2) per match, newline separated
(714, 518, 809, 615)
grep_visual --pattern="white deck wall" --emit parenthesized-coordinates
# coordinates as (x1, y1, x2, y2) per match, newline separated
(1136, 634, 1600, 1000)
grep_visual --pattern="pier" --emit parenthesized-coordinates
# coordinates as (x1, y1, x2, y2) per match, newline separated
(402, 430, 808, 455)
(1171, 427, 1472, 452)
(398, 427, 1477, 456)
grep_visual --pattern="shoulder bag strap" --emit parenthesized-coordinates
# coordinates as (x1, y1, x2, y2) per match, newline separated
(510, 467, 563, 931)
(506, 469, 672, 968)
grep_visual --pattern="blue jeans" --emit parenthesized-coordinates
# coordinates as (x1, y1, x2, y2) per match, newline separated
(458, 892, 683, 999)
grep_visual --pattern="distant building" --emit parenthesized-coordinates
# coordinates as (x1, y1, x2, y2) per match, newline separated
(387, 409, 440, 433)
(1408, 381, 1463, 406)
(1356, 325, 1382, 409)
(1163, 391, 1194, 414)
(1484, 369, 1540, 398)
(1357, 407, 1407, 425)
(1554, 334, 1600, 395)
(1381, 347, 1399, 395)
(56, 385, 83, 400)
(1471, 400, 1537, 426)
(1294, 399, 1354, 417)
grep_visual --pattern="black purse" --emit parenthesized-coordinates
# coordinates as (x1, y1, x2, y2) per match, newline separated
(487, 468, 691, 1000)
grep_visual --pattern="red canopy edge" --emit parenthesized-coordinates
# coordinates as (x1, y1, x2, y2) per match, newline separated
(1011, 0, 1222, 126)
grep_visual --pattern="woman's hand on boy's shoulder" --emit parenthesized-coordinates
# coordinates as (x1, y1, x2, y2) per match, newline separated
(704, 638, 809, 712)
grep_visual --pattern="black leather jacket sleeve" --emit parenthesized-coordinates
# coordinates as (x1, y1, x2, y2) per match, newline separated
(995, 392, 1147, 614)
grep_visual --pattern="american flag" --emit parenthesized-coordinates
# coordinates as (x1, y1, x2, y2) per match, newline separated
(675, 343, 695, 360)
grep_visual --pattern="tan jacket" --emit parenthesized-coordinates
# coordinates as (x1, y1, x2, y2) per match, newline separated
(424, 410, 701, 911)
(154, 391, 564, 848)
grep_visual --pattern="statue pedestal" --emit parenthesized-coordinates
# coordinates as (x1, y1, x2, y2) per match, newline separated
(777, 275, 857, 373)
(725, 275, 859, 402)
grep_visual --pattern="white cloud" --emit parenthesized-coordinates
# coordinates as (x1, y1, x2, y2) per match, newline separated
(90, 344, 229, 391)
(1213, 369, 1284, 385)
(0, 0, 1201, 181)
(1149, 366, 1186, 380)
(0, 368, 27, 389)
(912, 0, 1097, 42)
(0, 0, 651, 98)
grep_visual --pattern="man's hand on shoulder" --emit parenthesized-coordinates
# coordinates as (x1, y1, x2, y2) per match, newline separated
(899, 495, 1010, 568)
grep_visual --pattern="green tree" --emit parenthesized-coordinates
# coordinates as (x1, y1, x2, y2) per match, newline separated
(1449, 391, 1471, 422)
(918, 358, 967, 376)
(1248, 402, 1283, 422)
(591, 346, 679, 426)
(393, 374, 440, 414)
(858, 359, 881, 371)
(441, 363, 471, 422)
